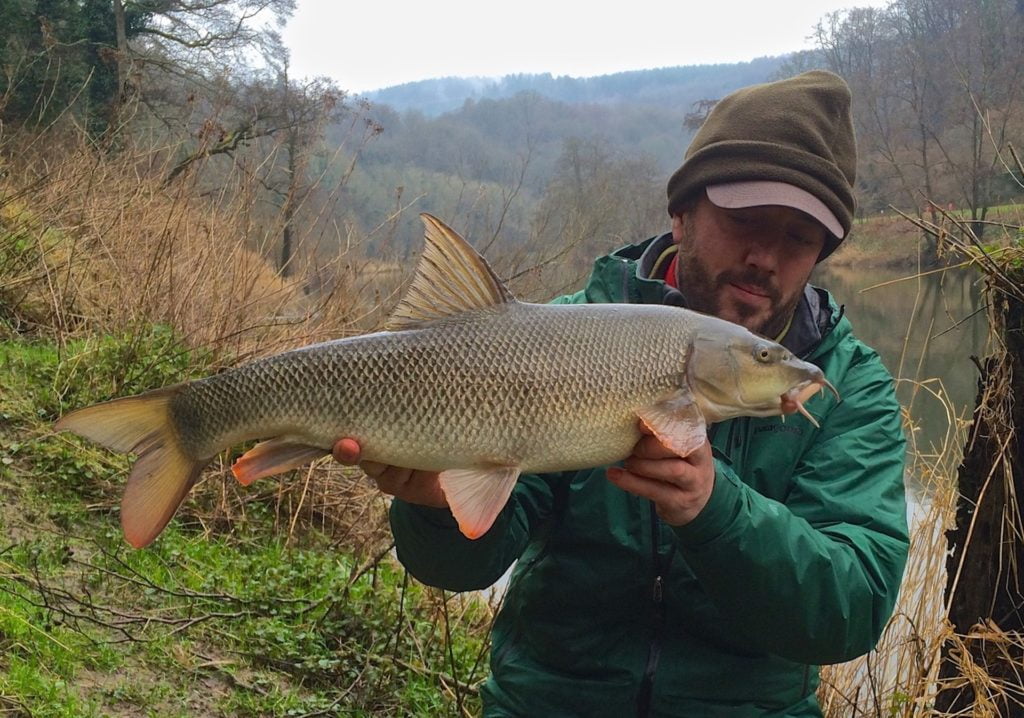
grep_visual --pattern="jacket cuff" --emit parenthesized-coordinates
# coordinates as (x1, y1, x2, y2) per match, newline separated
(390, 499, 459, 530)
(671, 459, 743, 546)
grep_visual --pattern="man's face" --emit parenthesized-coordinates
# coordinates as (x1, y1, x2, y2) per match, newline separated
(673, 194, 828, 338)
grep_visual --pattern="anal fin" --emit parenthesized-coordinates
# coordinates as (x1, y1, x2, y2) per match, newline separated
(438, 466, 521, 540)
(231, 438, 329, 486)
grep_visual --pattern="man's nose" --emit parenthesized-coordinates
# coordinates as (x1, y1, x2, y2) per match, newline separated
(742, 234, 783, 272)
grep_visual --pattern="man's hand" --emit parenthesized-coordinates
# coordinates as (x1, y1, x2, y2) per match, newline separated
(332, 438, 448, 508)
(606, 423, 715, 526)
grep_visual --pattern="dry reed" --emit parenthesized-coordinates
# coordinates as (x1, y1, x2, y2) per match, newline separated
(0, 116, 399, 357)
(819, 131, 1023, 716)
(0, 112, 406, 555)
(818, 383, 963, 716)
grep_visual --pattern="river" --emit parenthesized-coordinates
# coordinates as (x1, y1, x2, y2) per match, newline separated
(812, 263, 988, 461)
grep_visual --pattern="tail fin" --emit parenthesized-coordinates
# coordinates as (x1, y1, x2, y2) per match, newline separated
(55, 385, 202, 548)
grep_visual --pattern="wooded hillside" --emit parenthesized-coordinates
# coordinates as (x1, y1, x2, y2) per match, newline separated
(3, 1, 1022, 286)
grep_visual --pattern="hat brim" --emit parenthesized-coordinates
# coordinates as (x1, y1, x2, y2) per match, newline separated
(706, 181, 845, 240)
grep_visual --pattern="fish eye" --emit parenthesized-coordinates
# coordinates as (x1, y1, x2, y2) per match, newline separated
(753, 345, 772, 363)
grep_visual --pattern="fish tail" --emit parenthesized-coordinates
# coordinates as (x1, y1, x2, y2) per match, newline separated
(55, 385, 202, 548)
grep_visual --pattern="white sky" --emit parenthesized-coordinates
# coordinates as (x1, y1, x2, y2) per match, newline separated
(280, 0, 885, 93)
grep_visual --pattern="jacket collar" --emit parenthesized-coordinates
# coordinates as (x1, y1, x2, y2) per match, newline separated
(582, 233, 843, 358)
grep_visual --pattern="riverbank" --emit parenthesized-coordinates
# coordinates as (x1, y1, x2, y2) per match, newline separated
(0, 328, 490, 716)
(830, 204, 1023, 268)
(0, 132, 493, 715)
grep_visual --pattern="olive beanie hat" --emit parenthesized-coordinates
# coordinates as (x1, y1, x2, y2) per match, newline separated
(666, 70, 857, 258)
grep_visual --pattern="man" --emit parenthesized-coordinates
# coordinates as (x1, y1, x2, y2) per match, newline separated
(335, 70, 909, 717)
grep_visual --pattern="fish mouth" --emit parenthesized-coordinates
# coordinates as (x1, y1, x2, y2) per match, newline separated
(782, 378, 840, 428)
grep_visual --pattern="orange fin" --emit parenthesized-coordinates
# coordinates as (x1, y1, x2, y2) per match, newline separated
(636, 392, 707, 457)
(438, 466, 521, 540)
(385, 214, 515, 332)
(231, 439, 329, 486)
(55, 385, 203, 548)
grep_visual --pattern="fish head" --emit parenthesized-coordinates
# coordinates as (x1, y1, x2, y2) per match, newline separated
(687, 324, 837, 425)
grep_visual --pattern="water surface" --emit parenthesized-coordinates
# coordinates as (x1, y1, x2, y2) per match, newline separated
(813, 263, 988, 459)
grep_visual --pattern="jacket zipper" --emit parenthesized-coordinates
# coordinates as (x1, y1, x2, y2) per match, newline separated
(799, 304, 844, 360)
(636, 502, 670, 717)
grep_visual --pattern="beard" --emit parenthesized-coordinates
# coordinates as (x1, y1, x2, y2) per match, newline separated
(675, 235, 803, 339)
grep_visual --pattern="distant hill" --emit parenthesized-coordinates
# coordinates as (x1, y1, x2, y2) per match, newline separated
(364, 56, 790, 116)
(336, 55, 808, 254)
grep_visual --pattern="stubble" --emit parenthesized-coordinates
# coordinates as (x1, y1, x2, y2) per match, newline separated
(674, 217, 803, 339)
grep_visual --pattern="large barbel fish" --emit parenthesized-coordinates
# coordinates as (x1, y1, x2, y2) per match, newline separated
(56, 214, 837, 548)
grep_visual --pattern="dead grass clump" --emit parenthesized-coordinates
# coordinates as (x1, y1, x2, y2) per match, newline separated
(0, 121, 396, 362)
(0, 115, 413, 557)
(189, 460, 394, 557)
(818, 382, 963, 717)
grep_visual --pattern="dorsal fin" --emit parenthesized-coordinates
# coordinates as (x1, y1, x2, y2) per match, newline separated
(386, 213, 515, 331)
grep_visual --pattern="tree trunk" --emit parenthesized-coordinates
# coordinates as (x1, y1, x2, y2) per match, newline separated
(280, 214, 293, 278)
(280, 129, 298, 278)
(937, 269, 1024, 714)
(112, 0, 128, 104)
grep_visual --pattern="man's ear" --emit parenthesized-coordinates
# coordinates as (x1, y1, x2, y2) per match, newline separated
(670, 214, 685, 244)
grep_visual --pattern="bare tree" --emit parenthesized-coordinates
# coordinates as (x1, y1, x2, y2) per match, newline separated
(813, 0, 1024, 253)
(529, 137, 664, 291)
(98, 0, 295, 137)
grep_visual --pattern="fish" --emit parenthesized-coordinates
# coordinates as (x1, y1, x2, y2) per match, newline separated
(55, 213, 838, 548)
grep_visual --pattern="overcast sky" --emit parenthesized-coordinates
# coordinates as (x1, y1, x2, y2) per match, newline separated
(279, 0, 883, 93)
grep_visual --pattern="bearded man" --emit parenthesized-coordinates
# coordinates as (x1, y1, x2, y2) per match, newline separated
(335, 70, 909, 718)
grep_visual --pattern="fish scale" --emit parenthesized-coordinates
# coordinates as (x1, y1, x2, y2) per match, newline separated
(172, 303, 691, 474)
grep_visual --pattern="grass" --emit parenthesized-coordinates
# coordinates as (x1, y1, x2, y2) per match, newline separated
(0, 331, 493, 717)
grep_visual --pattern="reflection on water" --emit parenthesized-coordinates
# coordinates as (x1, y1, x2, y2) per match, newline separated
(812, 264, 988, 458)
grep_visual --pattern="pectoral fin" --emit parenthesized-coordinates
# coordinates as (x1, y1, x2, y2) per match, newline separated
(438, 466, 521, 540)
(636, 393, 708, 458)
(231, 439, 329, 486)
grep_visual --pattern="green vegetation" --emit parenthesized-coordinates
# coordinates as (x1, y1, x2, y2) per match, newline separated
(0, 330, 491, 717)
(1, 0, 1021, 714)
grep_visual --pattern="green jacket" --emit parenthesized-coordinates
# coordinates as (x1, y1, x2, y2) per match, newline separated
(390, 236, 909, 717)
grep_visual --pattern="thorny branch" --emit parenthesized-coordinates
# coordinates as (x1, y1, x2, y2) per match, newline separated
(897, 201, 1024, 304)
(0, 539, 326, 646)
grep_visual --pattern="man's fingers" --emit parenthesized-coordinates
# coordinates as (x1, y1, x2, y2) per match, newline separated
(376, 468, 449, 509)
(607, 464, 714, 526)
(332, 439, 408, 482)
(330, 437, 447, 508)
(607, 467, 676, 504)
(360, 460, 390, 479)
(332, 437, 362, 464)
(622, 456, 691, 483)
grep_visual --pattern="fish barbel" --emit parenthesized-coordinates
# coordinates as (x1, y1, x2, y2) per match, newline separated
(55, 214, 838, 547)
